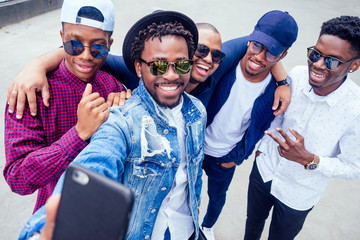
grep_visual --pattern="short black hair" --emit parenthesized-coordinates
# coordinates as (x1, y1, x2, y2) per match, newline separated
(320, 16, 360, 58)
(196, 22, 220, 35)
(131, 21, 195, 63)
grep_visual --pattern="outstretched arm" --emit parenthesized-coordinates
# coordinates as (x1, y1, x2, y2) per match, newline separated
(7, 48, 64, 119)
(271, 61, 291, 116)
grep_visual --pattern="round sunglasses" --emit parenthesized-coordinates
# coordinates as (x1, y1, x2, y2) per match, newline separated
(63, 40, 110, 59)
(195, 44, 226, 64)
(138, 58, 193, 76)
(248, 41, 284, 63)
(307, 47, 357, 71)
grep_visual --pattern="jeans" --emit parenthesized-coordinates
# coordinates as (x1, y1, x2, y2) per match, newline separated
(201, 154, 236, 228)
(244, 161, 312, 240)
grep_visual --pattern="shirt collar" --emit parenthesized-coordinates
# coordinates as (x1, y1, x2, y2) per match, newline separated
(303, 75, 351, 108)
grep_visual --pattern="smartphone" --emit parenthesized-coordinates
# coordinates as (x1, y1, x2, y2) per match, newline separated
(52, 164, 134, 240)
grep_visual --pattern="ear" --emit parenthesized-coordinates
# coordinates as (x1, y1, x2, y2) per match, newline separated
(108, 38, 114, 48)
(134, 60, 142, 78)
(60, 30, 64, 40)
(279, 50, 288, 61)
(349, 59, 360, 73)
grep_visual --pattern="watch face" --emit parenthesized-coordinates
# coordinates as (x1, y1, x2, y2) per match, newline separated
(308, 163, 318, 170)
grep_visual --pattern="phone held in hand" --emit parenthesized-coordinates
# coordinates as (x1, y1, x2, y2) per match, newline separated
(52, 164, 134, 240)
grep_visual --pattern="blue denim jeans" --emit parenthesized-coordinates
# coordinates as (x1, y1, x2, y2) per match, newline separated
(244, 161, 312, 240)
(201, 154, 236, 228)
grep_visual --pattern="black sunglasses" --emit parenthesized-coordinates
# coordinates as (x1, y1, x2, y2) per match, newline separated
(63, 40, 110, 59)
(307, 47, 357, 71)
(138, 58, 193, 76)
(195, 44, 226, 64)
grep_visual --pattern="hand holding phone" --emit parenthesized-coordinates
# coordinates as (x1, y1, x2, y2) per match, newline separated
(52, 164, 134, 240)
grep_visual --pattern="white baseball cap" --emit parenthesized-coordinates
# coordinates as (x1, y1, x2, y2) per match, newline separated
(60, 0, 115, 31)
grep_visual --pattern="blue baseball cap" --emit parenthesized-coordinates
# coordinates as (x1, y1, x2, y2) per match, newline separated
(248, 10, 298, 56)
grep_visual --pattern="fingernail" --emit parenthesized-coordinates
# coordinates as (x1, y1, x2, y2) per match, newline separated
(16, 115, 21, 119)
(31, 112, 36, 116)
(8, 109, 13, 113)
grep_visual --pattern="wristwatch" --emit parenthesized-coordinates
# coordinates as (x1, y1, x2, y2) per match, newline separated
(305, 154, 320, 170)
(276, 76, 292, 87)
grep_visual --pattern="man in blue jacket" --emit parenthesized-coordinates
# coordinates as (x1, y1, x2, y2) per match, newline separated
(201, 10, 298, 239)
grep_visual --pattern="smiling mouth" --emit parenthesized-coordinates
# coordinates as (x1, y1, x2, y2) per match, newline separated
(310, 70, 326, 82)
(159, 85, 179, 91)
(196, 63, 210, 72)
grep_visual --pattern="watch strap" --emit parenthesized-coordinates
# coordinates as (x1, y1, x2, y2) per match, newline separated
(276, 77, 291, 87)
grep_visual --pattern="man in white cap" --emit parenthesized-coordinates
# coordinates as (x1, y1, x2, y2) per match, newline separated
(3, 0, 125, 213)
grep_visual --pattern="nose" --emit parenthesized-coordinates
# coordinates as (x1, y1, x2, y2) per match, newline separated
(254, 48, 267, 62)
(162, 63, 179, 81)
(79, 46, 93, 61)
(311, 56, 327, 70)
(202, 51, 212, 63)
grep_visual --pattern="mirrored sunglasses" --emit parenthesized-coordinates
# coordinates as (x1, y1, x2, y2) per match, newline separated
(307, 47, 356, 71)
(63, 40, 110, 59)
(138, 58, 193, 76)
(195, 44, 226, 64)
(249, 41, 283, 63)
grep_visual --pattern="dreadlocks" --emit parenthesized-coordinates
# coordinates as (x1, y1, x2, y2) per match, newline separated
(131, 21, 195, 64)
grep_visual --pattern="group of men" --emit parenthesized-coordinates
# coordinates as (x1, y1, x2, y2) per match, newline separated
(3, 0, 360, 239)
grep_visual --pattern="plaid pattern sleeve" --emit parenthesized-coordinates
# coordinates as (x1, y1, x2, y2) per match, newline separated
(3, 59, 124, 212)
(3, 106, 87, 195)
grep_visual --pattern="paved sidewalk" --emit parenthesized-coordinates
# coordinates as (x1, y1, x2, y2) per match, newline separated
(1, 0, 359, 239)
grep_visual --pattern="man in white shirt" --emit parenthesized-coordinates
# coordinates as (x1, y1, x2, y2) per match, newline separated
(245, 15, 360, 240)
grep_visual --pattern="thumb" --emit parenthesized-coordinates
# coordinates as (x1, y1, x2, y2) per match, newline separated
(82, 83, 92, 98)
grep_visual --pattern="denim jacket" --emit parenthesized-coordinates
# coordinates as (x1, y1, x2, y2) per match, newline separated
(19, 80, 207, 240)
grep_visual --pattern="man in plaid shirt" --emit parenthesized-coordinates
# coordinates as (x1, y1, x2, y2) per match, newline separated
(4, 0, 125, 212)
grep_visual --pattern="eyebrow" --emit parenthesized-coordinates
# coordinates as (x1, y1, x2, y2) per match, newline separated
(65, 33, 107, 44)
(313, 47, 344, 61)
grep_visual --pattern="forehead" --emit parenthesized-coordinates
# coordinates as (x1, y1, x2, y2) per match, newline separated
(315, 34, 354, 60)
(198, 28, 222, 50)
(142, 35, 189, 60)
(62, 23, 108, 39)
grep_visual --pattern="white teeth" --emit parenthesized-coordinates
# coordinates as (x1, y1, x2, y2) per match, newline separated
(250, 61, 261, 68)
(197, 64, 210, 70)
(159, 85, 177, 91)
(311, 71, 325, 78)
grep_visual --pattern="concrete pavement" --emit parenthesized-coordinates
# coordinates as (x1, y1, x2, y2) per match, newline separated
(1, 0, 360, 239)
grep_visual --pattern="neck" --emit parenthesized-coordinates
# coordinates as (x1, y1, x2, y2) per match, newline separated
(186, 82, 199, 93)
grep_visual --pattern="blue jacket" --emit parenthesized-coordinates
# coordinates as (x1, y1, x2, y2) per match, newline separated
(206, 39, 277, 165)
(19, 80, 207, 240)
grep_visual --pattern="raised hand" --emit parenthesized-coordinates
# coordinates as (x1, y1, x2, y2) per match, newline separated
(265, 127, 314, 166)
(75, 84, 110, 141)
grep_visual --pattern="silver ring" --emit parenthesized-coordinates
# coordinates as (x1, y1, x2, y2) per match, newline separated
(11, 90, 17, 94)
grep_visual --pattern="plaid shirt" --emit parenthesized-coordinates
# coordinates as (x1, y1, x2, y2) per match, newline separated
(4, 59, 124, 212)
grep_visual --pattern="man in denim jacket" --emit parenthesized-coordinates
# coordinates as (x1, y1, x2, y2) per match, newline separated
(20, 10, 206, 240)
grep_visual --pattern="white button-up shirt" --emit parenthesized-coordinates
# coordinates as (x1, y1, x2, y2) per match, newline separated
(257, 66, 360, 210)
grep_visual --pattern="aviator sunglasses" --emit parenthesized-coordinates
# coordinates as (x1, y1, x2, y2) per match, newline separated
(307, 47, 357, 71)
(195, 44, 226, 64)
(138, 58, 193, 76)
(63, 40, 110, 59)
(249, 41, 284, 63)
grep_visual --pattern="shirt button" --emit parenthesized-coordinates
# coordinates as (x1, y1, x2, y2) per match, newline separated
(172, 158, 176, 163)
(161, 187, 167, 191)
(163, 129, 169, 134)
(151, 209, 156, 213)
(145, 235, 150, 239)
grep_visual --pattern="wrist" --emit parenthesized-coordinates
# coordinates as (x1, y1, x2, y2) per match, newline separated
(276, 76, 292, 87)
